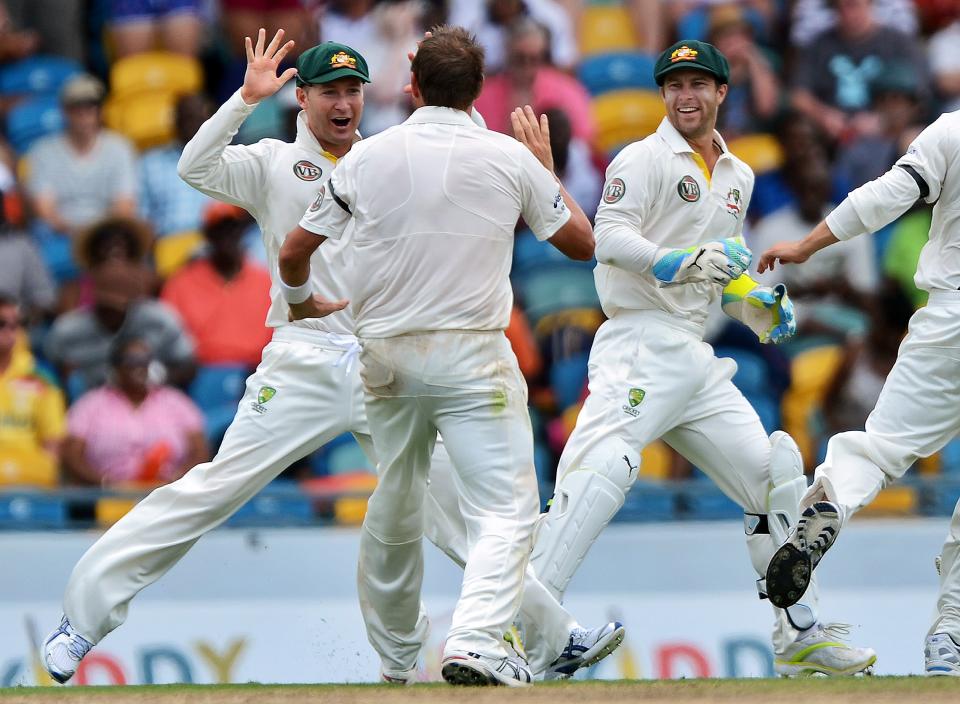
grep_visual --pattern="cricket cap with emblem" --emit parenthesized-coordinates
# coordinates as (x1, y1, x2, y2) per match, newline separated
(295, 42, 370, 87)
(654, 39, 730, 86)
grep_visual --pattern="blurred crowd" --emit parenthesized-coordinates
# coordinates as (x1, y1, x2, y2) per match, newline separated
(1, 0, 958, 517)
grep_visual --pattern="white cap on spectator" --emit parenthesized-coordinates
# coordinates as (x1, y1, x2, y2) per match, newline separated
(60, 74, 105, 107)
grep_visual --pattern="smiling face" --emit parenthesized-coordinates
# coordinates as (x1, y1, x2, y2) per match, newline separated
(297, 76, 364, 155)
(660, 69, 727, 141)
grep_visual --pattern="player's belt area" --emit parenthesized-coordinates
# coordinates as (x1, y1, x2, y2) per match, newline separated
(272, 326, 362, 370)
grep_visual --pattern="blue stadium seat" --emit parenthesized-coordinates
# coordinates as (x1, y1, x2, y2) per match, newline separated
(6, 94, 63, 154)
(715, 347, 768, 397)
(512, 228, 595, 276)
(941, 439, 960, 475)
(0, 55, 82, 96)
(550, 352, 590, 410)
(327, 436, 374, 474)
(681, 485, 742, 520)
(0, 493, 68, 528)
(515, 268, 600, 324)
(614, 482, 676, 522)
(226, 488, 313, 527)
(188, 365, 249, 445)
(746, 393, 780, 434)
(578, 52, 658, 96)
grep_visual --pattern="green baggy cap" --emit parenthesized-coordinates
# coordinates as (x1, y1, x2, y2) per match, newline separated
(296, 42, 370, 87)
(654, 40, 730, 86)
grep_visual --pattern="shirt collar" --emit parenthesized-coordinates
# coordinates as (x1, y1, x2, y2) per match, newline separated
(656, 117, 729, 156)
(295, 111, 353, 165)
(404, 105, 478, 128)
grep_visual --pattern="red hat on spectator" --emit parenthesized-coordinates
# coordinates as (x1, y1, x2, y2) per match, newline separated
(202, 202, 249, 229)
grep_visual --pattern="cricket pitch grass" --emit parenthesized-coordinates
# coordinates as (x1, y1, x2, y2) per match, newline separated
(2, 678, 959, 704)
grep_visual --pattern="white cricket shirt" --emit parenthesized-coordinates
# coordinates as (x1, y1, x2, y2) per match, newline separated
(826, 110, 960, 293)
(299, 105, 571, 338)
(178, 90, 355, 335)
(593, 117, 754, 328)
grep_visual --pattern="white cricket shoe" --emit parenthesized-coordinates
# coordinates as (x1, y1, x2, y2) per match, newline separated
(441, 650, 532, 687)
(42, 615, 93, 684)
(544, 621, 626, 680)
(925, 633, 960, 676)
(381, 667, 418, 685)
(775, 623, 876, 677)
(766, 501, 843, 609)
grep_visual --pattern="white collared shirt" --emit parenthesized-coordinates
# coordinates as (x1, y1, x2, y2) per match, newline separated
(299, 105, 571, 338)
(826, 110, 960, 293)
(178, 90, 355, 334)
(593, 117, 754, 327)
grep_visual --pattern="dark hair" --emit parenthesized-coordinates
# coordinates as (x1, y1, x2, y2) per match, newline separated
(0, 292, 19, 309)
(81, 217, 152, 268)
(411, 25, 485, 110)
(108, 335, 151, 368)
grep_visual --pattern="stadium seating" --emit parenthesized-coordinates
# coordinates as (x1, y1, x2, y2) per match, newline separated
(549, 351, 591, 410)
(781, 345, 843, 468)
(578, 52, 658, 96)
(726, 134, 784, 176)
(0, 493, 68, 529)
(154, 230, 205, 278)
(0, 55, 83, 96)
(226, 487, 313, 527)
(515, 268, 601, 324)
(6, 94, 63, 154)
(615, 481, 676, 522)
(580, 5, 642, 57)
(188, 364, 249, 445)
(103, 91, 177, 151)
(593, 89, 665, 154)
(108, 52, 203, 100)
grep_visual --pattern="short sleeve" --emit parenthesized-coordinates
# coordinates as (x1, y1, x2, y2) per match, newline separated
(299, 165, 353, 240)
(517, 147, 571, 241)
(895, 116, 948, 204)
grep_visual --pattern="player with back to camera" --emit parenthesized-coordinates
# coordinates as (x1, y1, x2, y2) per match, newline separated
(524, 39, 878, 677)
(278, 25, 597, 687)
(41, 29, 622, 686)
(760, 108, 960, 676)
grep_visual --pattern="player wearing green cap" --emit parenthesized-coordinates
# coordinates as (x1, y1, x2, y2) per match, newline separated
(528, 38, 877, 677)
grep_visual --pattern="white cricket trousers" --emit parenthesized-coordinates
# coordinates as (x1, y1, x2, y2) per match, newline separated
(357, 331, 541, 672)
(539, 310, 814, 654)
(804, 292, 960, 641)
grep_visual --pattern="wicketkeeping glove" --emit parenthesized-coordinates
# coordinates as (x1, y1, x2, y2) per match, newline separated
(652, 237, 752, 286)
(721, 275, 797, 344)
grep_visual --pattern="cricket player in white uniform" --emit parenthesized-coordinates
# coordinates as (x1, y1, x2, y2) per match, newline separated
(278, 27, 597, 686)
(526, 40, 877, 677)
(759, 109, 960, 676)
(41, 31, 618, 685)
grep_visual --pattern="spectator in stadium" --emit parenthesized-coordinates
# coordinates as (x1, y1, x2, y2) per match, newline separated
(542, 107, 601, 220)
(790, 0, 929, 143)
(61, 336, 207, 487)
(44, 260, 195, 394)
(140, 94, 214, 238)
(750, 156, 877, 335)
(709, 5, 781, 138)
(928, 16, 960, 111)
(0, 294, 65, 485)
(448, 0, 578, 72)
(0, 190, 56, 319)
(221, 0, 313, 62)
(106, 0, 203, 59)
(473, 18, 594, 143)
(821, 279, 914, 437)
(0, 0, 38, 64)
(25, 74, 138, 282)
(161, 203, 272, 368)
(790, 0, 918, 46)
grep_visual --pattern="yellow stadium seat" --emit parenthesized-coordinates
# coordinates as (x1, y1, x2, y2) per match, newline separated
(155, 230, 205, 278)
(580, 6, 641, 57)
(781, 345, 843, 469)
(95, 497, 138, 527)
(639, 440, 671, 480)
(334, 496, 369, 525)
(109, 51, 203, 101)
(727, 133, 784, 175)
(859, 486, 917, 516)
(104, 91, 177, 150)
(593, 89, 665, 153)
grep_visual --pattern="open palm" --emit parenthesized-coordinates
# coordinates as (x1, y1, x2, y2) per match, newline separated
(240, 28, 298, 104)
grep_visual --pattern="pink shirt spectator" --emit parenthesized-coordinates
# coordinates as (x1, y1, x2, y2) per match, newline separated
(474, 68, 597, 143)
(67, 385, 204, 484)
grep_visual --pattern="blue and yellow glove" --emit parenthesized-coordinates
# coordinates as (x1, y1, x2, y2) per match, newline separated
(721, 275, 797, 344)
(652, 237, 752, 286)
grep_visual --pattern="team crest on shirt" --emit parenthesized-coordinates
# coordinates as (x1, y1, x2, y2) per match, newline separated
(677, 175, 700, 202)
(330, 51, 357, 69)
(622, 387, 645, 417)
(252, 386, 277, 414)
(309, 185, 326, 212)
(603, 177, 626, 204)
(293, 160, 322, 181)
(725, 187, 742, 216)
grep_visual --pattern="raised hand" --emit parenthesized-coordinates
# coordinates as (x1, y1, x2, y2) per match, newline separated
(757, 240, 810, 273)
(240, 28, 298, 105)
(511, 105, 554, 173)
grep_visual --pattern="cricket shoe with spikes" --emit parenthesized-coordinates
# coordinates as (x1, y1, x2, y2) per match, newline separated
(925, 633, 960, 676)
(42, 615, 93, 684)
(544, 622, 626, 680)
(441, 650, 532, 687)
(766, 501, 842, 609)
(775, 623, 877, 677)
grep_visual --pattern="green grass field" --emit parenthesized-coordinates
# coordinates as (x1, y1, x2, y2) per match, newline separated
(2, 678, 959, 704)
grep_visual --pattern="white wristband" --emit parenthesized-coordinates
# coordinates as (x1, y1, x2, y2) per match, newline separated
(278, 275, 313, 304)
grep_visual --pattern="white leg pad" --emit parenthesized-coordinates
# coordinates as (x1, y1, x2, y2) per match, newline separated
(532, 441, 640, 599)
